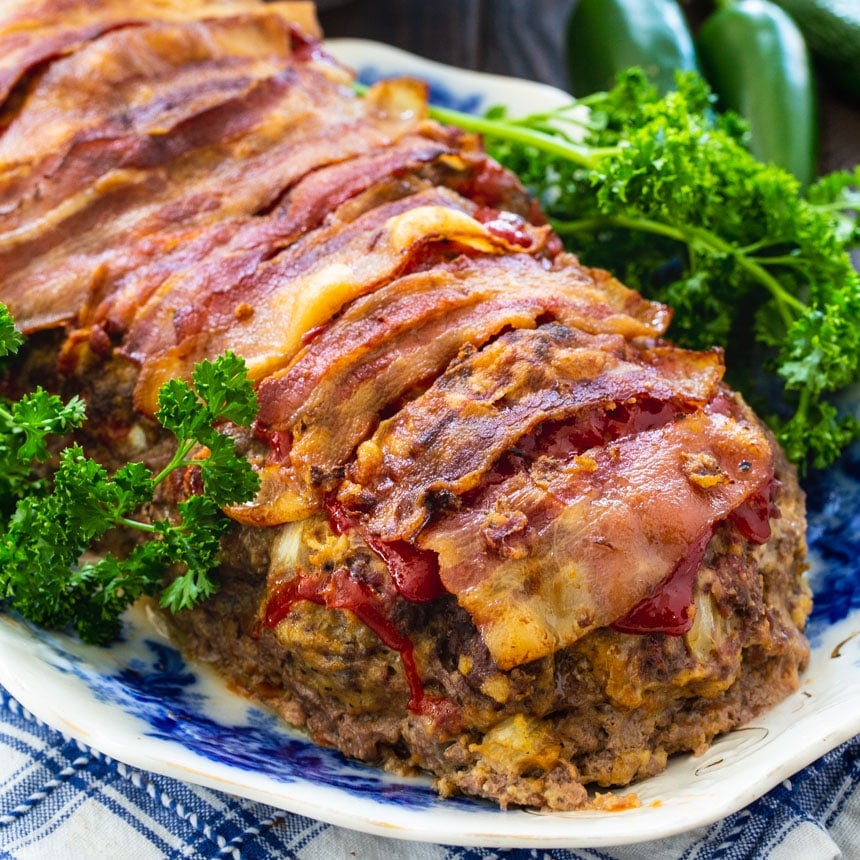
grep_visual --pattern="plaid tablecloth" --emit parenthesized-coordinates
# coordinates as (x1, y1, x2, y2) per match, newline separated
(0, 687, 857, 859)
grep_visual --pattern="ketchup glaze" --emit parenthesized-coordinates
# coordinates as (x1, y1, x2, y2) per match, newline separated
(264, 565, 455, 720)
(325, 496, 445, 603)
(611, 479, 775, 636)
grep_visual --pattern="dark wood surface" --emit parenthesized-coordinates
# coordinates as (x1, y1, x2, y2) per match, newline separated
(317, 0, 860, 176)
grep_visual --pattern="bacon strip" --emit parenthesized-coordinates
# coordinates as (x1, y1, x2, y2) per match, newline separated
(1, 71, 433, 335)
(417, 408, 774, 669)
(228, 255, 670, 526)
(233, 273, 564, 526)
(0, 15, 301, 229)
(0, 66, 301, 331)
(343, 324, 725, 541)
(82, 134, 464, 343)
(258, 253, 670, 429)
(0, 0, 320, 110)
(132, 188, 550, 412)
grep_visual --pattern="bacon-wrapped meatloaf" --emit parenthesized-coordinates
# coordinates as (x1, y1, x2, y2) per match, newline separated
(0, 0, 811, 810)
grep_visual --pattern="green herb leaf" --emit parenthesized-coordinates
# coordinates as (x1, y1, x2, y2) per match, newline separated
(0, 305, 23, 359)
(0, 349, 260, 643)
(192, 350, 259, 428)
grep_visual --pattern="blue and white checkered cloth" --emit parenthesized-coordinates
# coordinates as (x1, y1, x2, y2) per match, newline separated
(0, 687, 857, 859)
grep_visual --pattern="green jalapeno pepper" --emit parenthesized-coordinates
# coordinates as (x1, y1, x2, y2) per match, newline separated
(566, 0, 700, 96)
(771, 0, 860, 102)
(697, 0, 818, 185)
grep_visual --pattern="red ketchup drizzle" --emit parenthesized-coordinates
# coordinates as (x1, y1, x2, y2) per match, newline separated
(325, 497, 445, 602)
(253, 422, 292, 464)
(513, 398, 777, 637)
(728, 479, 778, 545)
(264, 567, 454, 720)
(263, 496, 452, 719)
(364, 539, 444, 602)
(611, 527, 713, 636)
(477, 396, 684, 491)
(474, 206, 534, 249)
(536, 397, 681, 459)
(611, 476, 777, 636)
(450, 159, 560, 258)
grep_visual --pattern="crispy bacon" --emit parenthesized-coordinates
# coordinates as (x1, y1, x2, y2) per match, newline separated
(0, 1, 320, 110)
(257, 253, 670, 431)
(82, 134, 466, 344)
(341, 324, 725, 541)
(0, 15, 305, 228)
(132, 187, 551, 412)
(229, 254, 669, 525)
(0, 60, 365, 331)
(417, 408, 774, 669)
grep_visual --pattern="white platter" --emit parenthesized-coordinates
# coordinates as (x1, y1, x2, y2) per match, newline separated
(0, 39, 857, 850)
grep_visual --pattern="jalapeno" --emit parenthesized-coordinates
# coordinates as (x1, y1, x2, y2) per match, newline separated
(771, 0, 860, 102)
(697, 0, 818, 185)
(566, 0, 700, 96)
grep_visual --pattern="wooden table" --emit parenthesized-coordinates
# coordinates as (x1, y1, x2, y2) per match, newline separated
(318, 0, 860, 176)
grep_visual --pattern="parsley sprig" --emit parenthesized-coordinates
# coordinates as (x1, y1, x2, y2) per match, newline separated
(429, 70, 860, 471)
(0, 306, 260, 644)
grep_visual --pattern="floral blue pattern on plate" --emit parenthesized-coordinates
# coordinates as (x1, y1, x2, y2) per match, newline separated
(21, 615, 459, 809)
(0, 40, 857, 849)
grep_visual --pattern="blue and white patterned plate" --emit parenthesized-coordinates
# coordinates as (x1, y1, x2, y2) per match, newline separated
(0, 40, 857, 850)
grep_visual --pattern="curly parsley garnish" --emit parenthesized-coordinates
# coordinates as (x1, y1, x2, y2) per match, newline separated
(0, 305, 260, 644)
(427, 70, 860, 471)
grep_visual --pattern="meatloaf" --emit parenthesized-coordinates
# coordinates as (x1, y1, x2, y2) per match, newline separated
(0, 0, 811, 810)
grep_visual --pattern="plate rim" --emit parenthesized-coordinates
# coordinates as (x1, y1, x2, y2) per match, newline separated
(1, 606, 858, 849)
